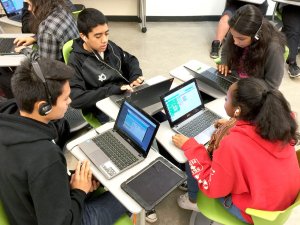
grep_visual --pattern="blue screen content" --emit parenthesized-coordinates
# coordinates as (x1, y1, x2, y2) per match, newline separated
(116, 102, 157, 152)
(1, 0, 22, 13)
(163, 82, 202, 122)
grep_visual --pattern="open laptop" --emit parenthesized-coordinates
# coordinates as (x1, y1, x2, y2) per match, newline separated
(110, 78, 174, 115)
(0, 37, 17, 55)
(78, 100, 160, 179)
(160, 79, 221, 145)
(184, 63, 239, 94)
(0, 0, 23, 22)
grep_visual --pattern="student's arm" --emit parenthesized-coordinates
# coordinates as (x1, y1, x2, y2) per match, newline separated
(37, 32, 60, 60)
(110, 42, 142, 83)
(181, 138, 235, 198)
(263, 41, 285, 89)
(30, 157, 86, 225)
(218, 36, 231, 76)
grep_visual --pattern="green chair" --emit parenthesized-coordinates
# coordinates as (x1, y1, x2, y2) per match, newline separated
(0, 201, 9, 225)
(71, 4, 85, 20)
(62, 40, 102, 129)
(197, 191, 300, 225)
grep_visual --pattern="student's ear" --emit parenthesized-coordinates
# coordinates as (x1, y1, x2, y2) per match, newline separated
(80, 33, 87, 42)
(234, 107, 241, 118)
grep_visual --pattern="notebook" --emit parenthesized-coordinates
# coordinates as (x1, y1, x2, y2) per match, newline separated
(184, 61, 239, 94)
(0, 0, 23, 22)
(0, 37, 17, 55)
(110, 78, 174, 115)
(160, 79, 221, 145)
(78, 100, 160, 179)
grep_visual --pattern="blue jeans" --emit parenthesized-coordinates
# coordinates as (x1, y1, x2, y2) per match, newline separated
(81, 191, 128, 225)
(185, 163, 249, 223)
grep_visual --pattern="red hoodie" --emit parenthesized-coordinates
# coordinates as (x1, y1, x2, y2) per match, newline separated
(182, 120, 300, 224)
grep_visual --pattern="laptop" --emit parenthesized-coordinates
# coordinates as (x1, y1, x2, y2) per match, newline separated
(78, 100, 160, 179)
(110, 78, 174, 115)
(0, 0, 23, 22)
(184, 63, 239, 94)
(160, 79, 221, 145)
(0, 37, 17, 55)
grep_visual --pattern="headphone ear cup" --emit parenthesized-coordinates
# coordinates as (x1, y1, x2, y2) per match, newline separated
(38, 102, 52, 116)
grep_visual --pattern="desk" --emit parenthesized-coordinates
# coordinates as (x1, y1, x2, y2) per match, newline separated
(0, 33, 33, 67)
(0, 16, 22, 27)
(272, 0, 300, 6)
(66, 122, 161, 225)
(169, 60, 225, 99)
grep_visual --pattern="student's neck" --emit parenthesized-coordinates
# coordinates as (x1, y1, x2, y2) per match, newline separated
(20, 111, 50, 124)
(83, 42, 93, 53)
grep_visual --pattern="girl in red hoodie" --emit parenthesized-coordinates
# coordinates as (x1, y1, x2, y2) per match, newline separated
(173, 78, 300, 224)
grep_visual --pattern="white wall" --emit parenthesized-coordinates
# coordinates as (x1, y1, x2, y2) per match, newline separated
(73, 0, 275, 16)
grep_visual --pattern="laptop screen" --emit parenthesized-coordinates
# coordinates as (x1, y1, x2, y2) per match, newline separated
(116, 101, 158, 154)
(1, 0, 22, 15)
(162, 80, 202, 122)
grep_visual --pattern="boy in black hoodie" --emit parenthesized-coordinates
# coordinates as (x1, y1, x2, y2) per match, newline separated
(0, 58, 127, 225)
(68, 8, 145, 123)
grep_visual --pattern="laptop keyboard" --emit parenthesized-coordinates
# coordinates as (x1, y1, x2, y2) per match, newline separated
(177, 110, 219, 137)
(92, 132, 138, 170)
(0, 38, 15, 54)
(199, 70, 232, 93)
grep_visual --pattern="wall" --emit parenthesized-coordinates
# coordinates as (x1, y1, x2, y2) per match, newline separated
(73, 0, 276, 16)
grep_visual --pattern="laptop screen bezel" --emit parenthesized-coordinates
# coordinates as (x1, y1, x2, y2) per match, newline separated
(160, 78, 205, 128)
(0, 0, 22, 17)
(113, 100, 160, 158)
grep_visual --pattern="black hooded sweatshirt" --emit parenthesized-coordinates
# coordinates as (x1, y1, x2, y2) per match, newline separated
(68, 38, 142, 116)
(0, 103, 86, 225)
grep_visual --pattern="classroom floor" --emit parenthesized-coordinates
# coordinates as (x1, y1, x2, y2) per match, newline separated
(1, 20, 299, 225)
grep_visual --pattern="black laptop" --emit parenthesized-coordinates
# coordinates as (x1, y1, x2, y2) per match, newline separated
(0, 0, 23, 22)
(110, 78, 174, 115)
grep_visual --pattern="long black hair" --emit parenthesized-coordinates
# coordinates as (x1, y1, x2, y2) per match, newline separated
(231, 78, 299, 145)
(226, 4, 286, 78)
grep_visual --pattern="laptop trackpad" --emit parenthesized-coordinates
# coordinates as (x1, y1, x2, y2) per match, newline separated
(194, 126, 216, 145)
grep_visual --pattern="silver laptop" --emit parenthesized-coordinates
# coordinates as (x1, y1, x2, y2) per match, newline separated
(110, 78, 174, 115)
(160, 79, 221, 145)
(0, 37, 17, 55)
(78, 100, 160, 179)
(0, 0, 23, 22)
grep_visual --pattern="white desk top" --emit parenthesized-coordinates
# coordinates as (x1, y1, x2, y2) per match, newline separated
(272, 0, 300, 6)
(0, 16, 22, 27)
(169, 59, 225, 99)
(0, 33, 34, 67)
(66, 122, 161, 214)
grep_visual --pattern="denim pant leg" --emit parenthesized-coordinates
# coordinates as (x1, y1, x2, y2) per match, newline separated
(218, 196, 249, 223)
(81, 191, 128, 225)
(185, 162, 199, 202)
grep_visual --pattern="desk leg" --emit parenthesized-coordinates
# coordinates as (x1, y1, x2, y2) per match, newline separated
(139, 0, 147, 33)
(139, 209, 146, 225)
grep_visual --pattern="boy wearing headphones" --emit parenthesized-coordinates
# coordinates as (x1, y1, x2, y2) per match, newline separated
(0, 58, 127, 225)
(68, 8, 144, 123)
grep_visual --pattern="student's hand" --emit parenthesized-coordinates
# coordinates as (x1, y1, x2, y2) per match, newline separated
(13, 37, 36, 47)
(70, 160, 92, 194)
(89, 178, 100, 193)
(14, 45, 27, 53)
(214, 118, 229, 128)
(217, 64, 231, 76)
(120, 84, 133, 92)
(130, 76, 145, 87)
(172, 134, 189, 149)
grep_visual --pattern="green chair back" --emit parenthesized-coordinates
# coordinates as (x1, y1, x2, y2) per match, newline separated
(197, 191, 249, 225)
(71, 4, 85, 20)
(0, 201, 10, 225)
(62, 39, 74, 64)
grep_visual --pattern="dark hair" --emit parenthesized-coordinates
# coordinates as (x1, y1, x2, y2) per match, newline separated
(226, 4, 286, 78)
(11, 58, 74, 113)
(29, 0, 68, 33)
(231, 78, 299, 145)
(77, 8, 108, 36)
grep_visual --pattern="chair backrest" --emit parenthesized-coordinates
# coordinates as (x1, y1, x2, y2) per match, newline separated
(71, 4, 85, 20)
(197, 191, 249, 225)
(0, 201, 10, 225)
(246, 192, 300, 225)
(62, 39, 74, 64)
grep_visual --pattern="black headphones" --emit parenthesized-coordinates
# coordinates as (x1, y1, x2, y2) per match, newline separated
(31, 61, 53, 116)
(254, 22, 263, 41)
